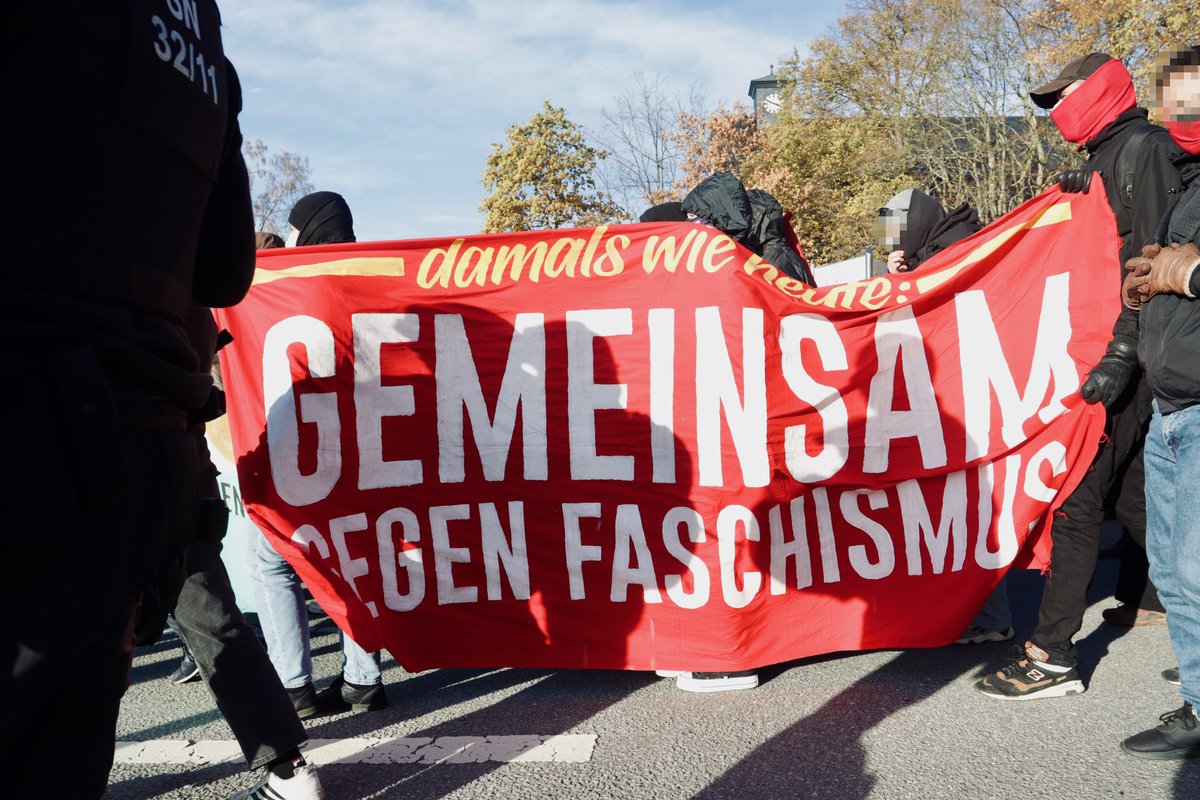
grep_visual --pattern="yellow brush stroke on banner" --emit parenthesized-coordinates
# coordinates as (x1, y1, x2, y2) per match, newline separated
(914, 201, 1072, 294)
(252, 257, 406, 287)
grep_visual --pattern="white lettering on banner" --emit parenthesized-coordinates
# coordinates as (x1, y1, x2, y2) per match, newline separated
(779, 314, 850, 482)
(430, 505, 477, 605)
(897, 471, 968, 576)
(716, 505, 762, 608)
(330, 513, 376, 617)
(274, 444, 1066, 614)
(840, 490, 896, 580)
(563, 503, 603, 600)
(480, 502, 531, 601)
(611, 505, 663, 603)
(566, 310, 633, 480)
(436, 313, 548, 483)
(958, 273, 1077, 460)
(354, 313, 422, 489)
(696, 308, 769, 488)
(648, 309, 676, 483)
(376, 507, 424, 612)
(863, 306, 947, 474)
(769, 498, 813, 594)
(661, 507, 710, 609)
(264, 316, 341, 507)
(258, 279, 1076, 500)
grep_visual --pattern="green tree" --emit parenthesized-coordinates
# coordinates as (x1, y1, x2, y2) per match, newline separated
(480, 102, 625, 232)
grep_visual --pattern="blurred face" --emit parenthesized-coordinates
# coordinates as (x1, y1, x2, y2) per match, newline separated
(1159, 67, 1200, 122)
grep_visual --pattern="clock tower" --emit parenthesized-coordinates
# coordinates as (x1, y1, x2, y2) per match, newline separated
(748, 67, 781, 128)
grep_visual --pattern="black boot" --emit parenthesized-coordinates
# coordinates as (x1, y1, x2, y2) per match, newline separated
(314, 675, 388, 712)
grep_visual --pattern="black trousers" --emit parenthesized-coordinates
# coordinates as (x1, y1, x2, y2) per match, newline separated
(172, 527, 307, 770)
(1032, 382, 1151, 665)
(1, 344, 199, 799)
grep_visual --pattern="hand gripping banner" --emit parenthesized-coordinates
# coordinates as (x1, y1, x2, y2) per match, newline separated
(214, 185, 1118, 672)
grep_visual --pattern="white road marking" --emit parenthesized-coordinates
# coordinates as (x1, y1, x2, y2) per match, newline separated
(114, 734, 596, 765)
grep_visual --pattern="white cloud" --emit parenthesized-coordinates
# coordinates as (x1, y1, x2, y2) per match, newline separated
(221, 0, 843, 240)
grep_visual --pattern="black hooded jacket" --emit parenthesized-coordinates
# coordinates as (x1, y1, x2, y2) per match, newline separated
(290, 191, 356, 246)
(682, 173, 814, 285)
(1077, 108, 1184, 348)
(1139, 155, 1200, 412)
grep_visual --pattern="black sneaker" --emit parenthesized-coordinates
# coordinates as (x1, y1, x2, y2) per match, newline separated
(1121, 704, 1200, 760)
(314, 675, 388, 712)
(974, 642, 1084, 700)
(1163, 667, 1182, 686)
(168, 646, 200, 684)
(676, 670, 758, 693)
(287, 682, 318, 720)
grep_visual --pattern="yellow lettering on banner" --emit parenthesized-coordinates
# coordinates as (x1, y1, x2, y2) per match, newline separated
(252, 257, 407, 287)
(703, 235, 738, 273)
(643, 230, 700, 274)
(859, 277, 893, 310)
(544, 236, 585, 278)
(494, 242, 548, 283)
(418, 239, 464, 289)
(454, 246, 493, 288)
(579, 226, 607, 277)
(593, 234, 629, 276)
(916, 201, 1073, 294)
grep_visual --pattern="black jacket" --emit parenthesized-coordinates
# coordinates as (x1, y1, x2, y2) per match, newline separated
(1079, 108, 1184, 349)
(1139, 156, 1200, 412)
(908, 202, 982, 270)
(682, 173, 814, 285)
(2, 1, 255, 409)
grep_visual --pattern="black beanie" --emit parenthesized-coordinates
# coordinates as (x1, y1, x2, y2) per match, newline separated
(289, 191, 356, 246)
(639, 201, 688, 223)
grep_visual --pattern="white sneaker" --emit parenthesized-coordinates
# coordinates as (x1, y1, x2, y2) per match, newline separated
(954, 625, 1014, 645)
(676, 671, 759, 693)
(227, 763, 325, 800)
(655, 669, 686, 678)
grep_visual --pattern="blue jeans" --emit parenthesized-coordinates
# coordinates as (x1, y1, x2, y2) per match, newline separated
(252, 529, 382, 688)
(1144, 403, 1200, 708)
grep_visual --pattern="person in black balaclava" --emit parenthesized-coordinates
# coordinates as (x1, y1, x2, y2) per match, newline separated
(257, 190, 390, 721)
(875, 188, 981, 273)
(286, 190, 356, 246)
(639, 202, 689, 223)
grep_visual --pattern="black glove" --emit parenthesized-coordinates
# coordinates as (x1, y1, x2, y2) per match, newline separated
(1079, 338, 1137, 407)
(1054, 170, 1096, 194)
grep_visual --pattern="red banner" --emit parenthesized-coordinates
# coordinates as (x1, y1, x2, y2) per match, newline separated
(214, 186, 1118, 672)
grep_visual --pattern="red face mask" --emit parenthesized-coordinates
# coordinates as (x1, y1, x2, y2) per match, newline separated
(1050, 59, 1137, 145)
(1167, 119, 1200, 155)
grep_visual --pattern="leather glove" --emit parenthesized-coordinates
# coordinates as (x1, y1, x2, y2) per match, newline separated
(1144, 242, 1200, 300)
(1079, 338, 1137, 407)
(1122, 244, 1161, 310)
(1054, 169, 1095, 194)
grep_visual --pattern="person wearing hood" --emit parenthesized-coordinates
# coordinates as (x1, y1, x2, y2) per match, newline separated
(875, 189, 981, 273)
(1117, 44, 1200, 762)
(253, 192, 392, 719)
(976, 53, 1183, 702)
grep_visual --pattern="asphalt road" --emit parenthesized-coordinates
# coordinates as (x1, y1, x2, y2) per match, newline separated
(108, 559, 1197, 800)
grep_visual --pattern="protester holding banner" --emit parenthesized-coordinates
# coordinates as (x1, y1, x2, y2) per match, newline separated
(253, 192, 391, 716)
(1, 3, 255, 796)
(1118, 44, 1200, 761)
(975, 52, 1183, 701)
(876, 189, 982, 275)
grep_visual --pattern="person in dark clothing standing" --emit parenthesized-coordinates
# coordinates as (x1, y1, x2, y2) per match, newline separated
(976, 52, 1182, 701)
(875, 188, 982, 274)
(1, 3, 254, 797)
(254, 191, 391, 715)
(1118, 44, 1200, 762)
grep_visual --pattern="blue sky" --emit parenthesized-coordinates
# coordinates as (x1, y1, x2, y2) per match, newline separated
(222, 1, 848, 242)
